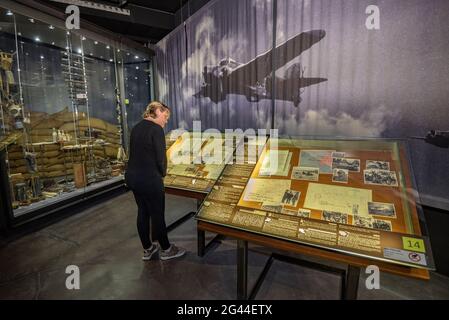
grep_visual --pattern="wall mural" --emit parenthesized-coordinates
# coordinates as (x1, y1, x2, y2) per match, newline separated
(194, 30, 327, 107)
(155, 0, 449, 210)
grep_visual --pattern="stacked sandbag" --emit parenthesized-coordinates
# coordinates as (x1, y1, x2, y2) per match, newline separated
(58, 117, 121, 158)
(7, 144, 28, 178)
(8, 107, 122, 181)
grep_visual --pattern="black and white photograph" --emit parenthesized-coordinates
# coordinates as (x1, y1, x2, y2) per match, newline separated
(353, 216, 374, 228)
(332, 152, 346, 158)
(281, 189, 300, 207)
(368, 202, 397, 218)
(291, 166, 319, 181)
(322, 211, 348, 224)
(364, 169, 399, 187)
(372, 219, 393, 232)
(282, 207, 311, 218)
(261, 203, 283, 214)
(332, 157, 360, 172)
(366, 160, 390, 170)
(332, 168, 349, 183)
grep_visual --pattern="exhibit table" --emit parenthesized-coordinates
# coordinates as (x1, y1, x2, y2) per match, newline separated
(163, 131, 244, 230)
(196, 137, 435, 299)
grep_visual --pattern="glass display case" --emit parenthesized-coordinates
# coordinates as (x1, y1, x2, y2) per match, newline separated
(197, 136, 435, 270)
(164, 131, 244, 193)
(0, 5, 152, 227)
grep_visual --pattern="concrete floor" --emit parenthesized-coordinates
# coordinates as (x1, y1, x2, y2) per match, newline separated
(0, 192, 448, 300)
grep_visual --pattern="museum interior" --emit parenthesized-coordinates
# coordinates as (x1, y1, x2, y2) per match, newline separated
(0, 0, 448, 301)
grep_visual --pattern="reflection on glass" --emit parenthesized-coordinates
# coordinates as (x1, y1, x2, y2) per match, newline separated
(0, 9, 133, 217)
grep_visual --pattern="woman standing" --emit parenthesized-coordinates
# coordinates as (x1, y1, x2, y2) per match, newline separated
(125, 101, 186, 261)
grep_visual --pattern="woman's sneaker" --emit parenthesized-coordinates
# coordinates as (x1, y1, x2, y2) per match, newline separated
(160, 244, 186, 261)
(142, 243, 159, 261)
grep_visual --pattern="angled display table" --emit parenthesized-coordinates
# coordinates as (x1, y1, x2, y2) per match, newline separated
(163, 131, 241, 230)
(196, 137, 435, 300)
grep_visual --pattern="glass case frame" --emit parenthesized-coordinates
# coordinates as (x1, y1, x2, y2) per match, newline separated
(0, 2, 153, 230)
(196, 135, 435, 270)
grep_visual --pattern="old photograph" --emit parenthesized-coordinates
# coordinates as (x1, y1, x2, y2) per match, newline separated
(291, 166, 320, 181)
(281, 189, 300, 207)
(368, 201, 396, 218)
(332, 157, 361, 172)
(332, 152, 346, 158)
(366, 160, 390, 170)
(372, 219, 393, 232)
(332, 168, 349, 183)
(261, 203, 283, 213)
(364, 169, 399, 187)
(281, 207, 311, 218)
(353, 216, 374, 228)
(322, 210, 348, 224)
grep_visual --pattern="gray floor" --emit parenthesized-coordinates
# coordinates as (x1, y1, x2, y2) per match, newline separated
(0, 192, 448, 300)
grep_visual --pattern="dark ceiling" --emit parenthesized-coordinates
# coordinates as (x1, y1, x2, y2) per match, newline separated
(37, 0, 209, 44)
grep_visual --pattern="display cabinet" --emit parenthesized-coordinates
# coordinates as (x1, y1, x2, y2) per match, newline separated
(164, 131, 244, 193)
(0, 5, 152, 230)
(197, 136, 434, 282)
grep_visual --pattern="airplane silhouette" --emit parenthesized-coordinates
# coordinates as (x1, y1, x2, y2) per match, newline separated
(194, 30, 327, 107)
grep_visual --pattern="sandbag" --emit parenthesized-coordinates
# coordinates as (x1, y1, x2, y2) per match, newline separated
(30, 128, 53, 136)
(10, 165, 28, 174)
(33, 118, 64, 130)
(78, 118, 107, 131)
(9, 159, 26, 167)
(7, 151, 24, 160)
(105, 145, 118, 158)
(30, 135, 53, 143)
(105, 122, 119, 133)
(40, 157, 65, 166)
(42, 164, 66, 172)
(36, 150, 61, 158)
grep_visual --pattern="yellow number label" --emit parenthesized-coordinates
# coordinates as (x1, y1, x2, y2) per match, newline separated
(402, 237, 426, 253)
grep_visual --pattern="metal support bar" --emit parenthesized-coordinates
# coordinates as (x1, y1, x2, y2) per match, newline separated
(273, 253, 346, 277)
(248, 255, 274, 300)
(197, 229, 205, 257)
(343, 265, 361, 300)
(197, 231, 224, 257)
(166, 211, 195, 232)
(237, 240, 248, 300)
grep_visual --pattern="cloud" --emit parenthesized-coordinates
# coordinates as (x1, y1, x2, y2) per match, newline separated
(181, 13, 249, 101)
(281, 106, 392, 137)
(189, 107, 200, 120)
(178, 120, 189, 130)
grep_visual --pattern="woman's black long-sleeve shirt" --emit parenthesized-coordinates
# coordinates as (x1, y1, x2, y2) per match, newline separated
(125, 119, 167, 194)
